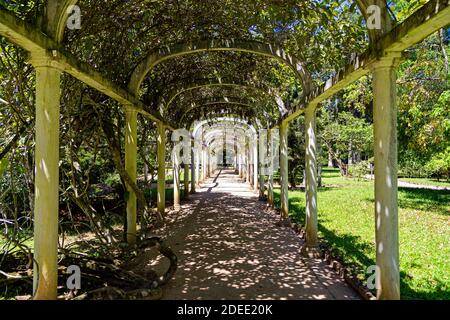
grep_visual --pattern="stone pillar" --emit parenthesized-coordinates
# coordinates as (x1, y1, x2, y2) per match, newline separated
(267, 129, 274, 207)
(302, 106, 321, 258)
(246, 140, 250, 184)
(202, 147, 207, 180)
(259, 167, 265, 199)
(157, 123, 166, 216)
(195, 142, 200, 185)
(258, 131, 265, 199)
(237, 152, 242, 177)
(268, 174, 274, 207)
(184, 161, 189, 198)
(208, 151, 213, 176)
(125, 109, 137, 245)
(190, 140, 196, 193)
(173, 161, 181, 211)
(253, 135, 258, 192)
(206, 149, 210, 177)
(32, 59, 61, 300)
(280, 121, 289, 219)
(373, 54, 401, 300)
(234, 140, 238, 171)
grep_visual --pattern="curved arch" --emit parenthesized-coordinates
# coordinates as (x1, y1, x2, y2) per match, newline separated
(46, 1, 393, 64)
(207, 135, 245, 148)
(192, 117, 257, 138)
(164, 81, 287, 116)
(183, 105, 260, 129)
(182, 96, 262, 109)
(180, 96, 278, 129)
(180, 100, 260, 127)
(355, 0, 396, 42)
(128, 39, 313, 95)
(204, 127, 248, 146)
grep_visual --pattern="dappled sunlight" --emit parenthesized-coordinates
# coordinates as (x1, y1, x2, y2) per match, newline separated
(155, 170, 359, 300)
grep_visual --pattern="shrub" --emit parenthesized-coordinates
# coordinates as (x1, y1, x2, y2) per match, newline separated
(348, 160, 371, 180)
(425, 147, 450, 181)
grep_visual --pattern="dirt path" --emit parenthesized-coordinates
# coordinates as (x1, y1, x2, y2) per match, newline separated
(153, 169, 359, 300)
(397, 180, 450, 191)
(365, 175, 449, 191)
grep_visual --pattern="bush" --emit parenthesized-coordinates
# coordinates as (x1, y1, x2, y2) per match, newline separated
(105, 173, 122, 187)
(348, 160, 371, 180)
(425, 147, 450, 181)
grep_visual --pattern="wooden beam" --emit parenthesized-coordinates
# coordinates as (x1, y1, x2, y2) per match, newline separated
(43, 0, 78, 42)
(128, 39, 313, 95)
(379, 0, 450, 53)
(0, 8, 174, 129)
(0, 8, 52, 54)
(283, 0, 450, 123)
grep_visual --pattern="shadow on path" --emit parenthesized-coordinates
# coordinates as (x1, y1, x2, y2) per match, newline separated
(153, 170, 359, 300)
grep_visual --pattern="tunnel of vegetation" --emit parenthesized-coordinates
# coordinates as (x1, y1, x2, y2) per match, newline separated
(0, 0, 448, 300)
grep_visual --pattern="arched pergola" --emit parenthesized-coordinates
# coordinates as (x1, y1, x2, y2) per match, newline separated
(163, 82, 287, 117)
(191, 118, 259, 194)
(128, 39, 313, 95)
(0, 0, 448, 300)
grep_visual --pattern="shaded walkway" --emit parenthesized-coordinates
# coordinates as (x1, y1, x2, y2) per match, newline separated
(155, 170, 359, 300)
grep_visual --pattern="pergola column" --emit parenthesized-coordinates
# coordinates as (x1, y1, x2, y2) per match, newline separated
(233, 141, 239, 174)
(202, 147, 207, 180)
(280, 120, 289, 219)
(190, 140, 196, 193)
(206, 151, 209, 177)
(184, 161, 189, 197)
(31, 58, 61, 300)
(259, 167, 265, 199)
(258, 134, 265, 199)
(208, 151, 213, 176)
(157, 123, 166, 216)
(246, 138, 250, 184)
(173, 159, 181, 211)
(125, 109, 137, 245)
(239, 152, 244, 178)
(268, 129, 274, 207)
(248, 142, 253, 186)
(253, 135, 258, 192)
(372, 53, 401, 300)
(268, 174, 274, 207)
(301, 106, 321, 258)
(195, 143, 200, 185)
(237, 152, 241, 177)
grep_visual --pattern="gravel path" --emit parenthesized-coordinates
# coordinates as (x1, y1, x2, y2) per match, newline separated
(151, 169, 359, 300)
(365, 175, 449, 191)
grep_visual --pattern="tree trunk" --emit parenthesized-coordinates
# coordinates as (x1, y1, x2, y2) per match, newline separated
(328, 149, 334, 167)
(439, 29, 449, 74)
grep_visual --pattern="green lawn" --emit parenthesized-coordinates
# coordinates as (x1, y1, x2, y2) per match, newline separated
(274, 168, 450, 300)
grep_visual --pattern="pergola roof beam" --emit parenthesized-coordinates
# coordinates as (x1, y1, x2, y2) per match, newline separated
(0, 8, 173, 129)
(283, 0, 450, 123)
(128, 39, 313, 95)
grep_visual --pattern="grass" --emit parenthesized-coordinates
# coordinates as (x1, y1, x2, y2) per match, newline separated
(274, 168, 450, 300)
